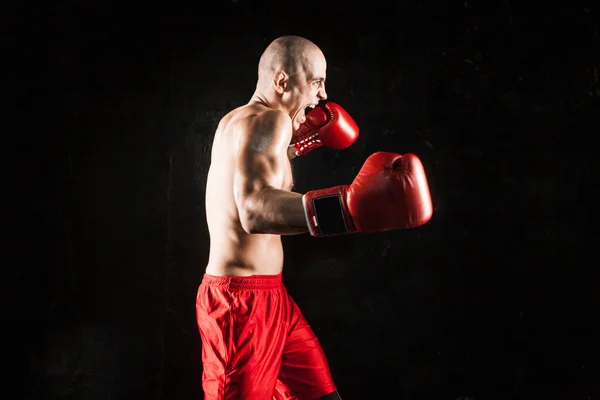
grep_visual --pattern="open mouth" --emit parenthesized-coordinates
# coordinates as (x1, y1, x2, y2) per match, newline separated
(303, 104, 316, 121)
(294, 104, 317, 129)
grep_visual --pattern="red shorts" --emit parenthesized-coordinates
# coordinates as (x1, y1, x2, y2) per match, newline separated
(196, 273, 337, 400)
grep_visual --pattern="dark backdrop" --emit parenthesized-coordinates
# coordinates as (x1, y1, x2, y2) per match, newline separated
(9, 1, 598, 399)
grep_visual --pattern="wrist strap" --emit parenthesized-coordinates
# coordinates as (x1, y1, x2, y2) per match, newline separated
(302, 186, 354, 237)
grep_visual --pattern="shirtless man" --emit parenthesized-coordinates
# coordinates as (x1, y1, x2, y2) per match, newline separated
(197, 35, 433, 400)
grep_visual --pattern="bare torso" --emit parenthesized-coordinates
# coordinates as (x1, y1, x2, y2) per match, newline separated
(204, 104, 294, 276)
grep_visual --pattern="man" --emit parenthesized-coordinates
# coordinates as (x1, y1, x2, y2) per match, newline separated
(197, 35, 433, 399)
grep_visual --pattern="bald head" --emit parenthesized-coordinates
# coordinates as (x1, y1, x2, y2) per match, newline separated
(257, 35, 325, 88)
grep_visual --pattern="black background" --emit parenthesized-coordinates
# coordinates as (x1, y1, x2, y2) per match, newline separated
(8, 1, 599, 399)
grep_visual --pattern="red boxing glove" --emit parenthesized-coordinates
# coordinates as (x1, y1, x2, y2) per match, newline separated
(291, 102, 359, 156)
(302, 152, 433, 236)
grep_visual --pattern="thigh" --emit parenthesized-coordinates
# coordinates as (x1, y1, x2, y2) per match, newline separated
(196, 284, 288, 400)
(277, 297, 337, 400)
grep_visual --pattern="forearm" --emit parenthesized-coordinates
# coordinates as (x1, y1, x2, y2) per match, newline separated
(287, 146, 298, 160)
(240, 187, 308, 235)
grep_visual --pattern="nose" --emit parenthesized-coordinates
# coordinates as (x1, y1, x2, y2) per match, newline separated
(318, 83, 327, 101)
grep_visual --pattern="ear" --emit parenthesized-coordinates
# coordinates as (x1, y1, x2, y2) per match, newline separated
(273, 71, 288, 95)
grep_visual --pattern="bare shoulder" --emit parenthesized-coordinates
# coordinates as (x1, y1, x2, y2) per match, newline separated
(237, 107, 292, 153)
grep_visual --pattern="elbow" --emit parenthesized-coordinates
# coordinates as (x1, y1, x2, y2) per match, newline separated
(235, 191, 258, 234)
(238, 206, 263, 234)
(239, 213, 258, 234)
(235, 188, 274, 234)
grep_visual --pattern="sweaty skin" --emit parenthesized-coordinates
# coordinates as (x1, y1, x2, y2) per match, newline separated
(205, 40, 327, 276)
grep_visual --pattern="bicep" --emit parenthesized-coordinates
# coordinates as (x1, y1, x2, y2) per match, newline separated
(233, 113, 291, 204)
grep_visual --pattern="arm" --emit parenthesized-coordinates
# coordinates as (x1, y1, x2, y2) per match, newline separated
(287, 145, 298, 160)
(233, 110, 308, 235)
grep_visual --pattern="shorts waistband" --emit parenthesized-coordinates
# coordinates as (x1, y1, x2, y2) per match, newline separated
(201, 272, 283, 290)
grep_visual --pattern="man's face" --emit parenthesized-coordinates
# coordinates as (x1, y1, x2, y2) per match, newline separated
(287, 51, 328, 131)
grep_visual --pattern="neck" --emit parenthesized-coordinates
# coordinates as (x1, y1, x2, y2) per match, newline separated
(249, 89, 286, 113)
